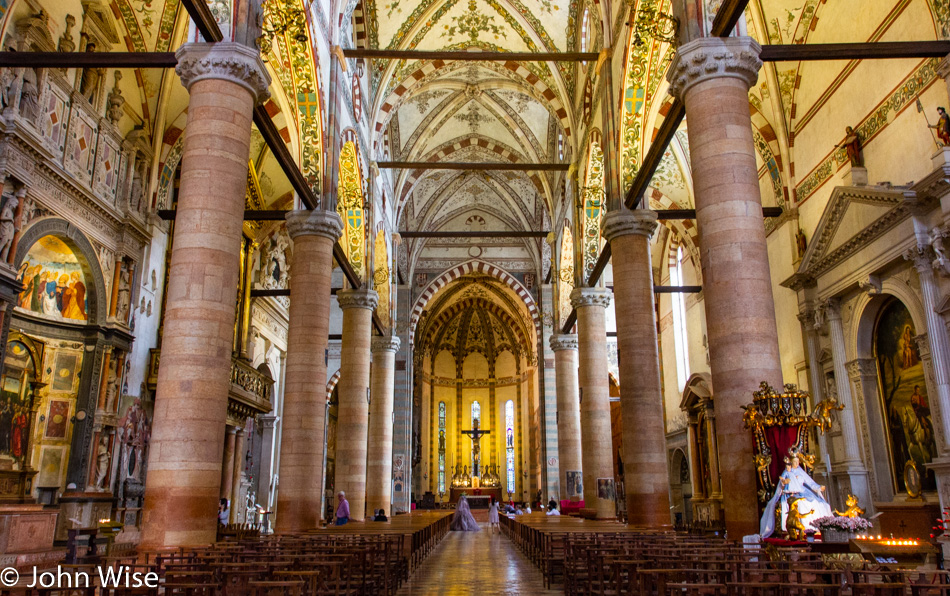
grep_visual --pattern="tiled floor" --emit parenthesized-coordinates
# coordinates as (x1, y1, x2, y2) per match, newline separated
(397, 524, 560, 595)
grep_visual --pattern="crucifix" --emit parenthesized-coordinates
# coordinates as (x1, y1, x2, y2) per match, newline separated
(461, 419, 491, 478)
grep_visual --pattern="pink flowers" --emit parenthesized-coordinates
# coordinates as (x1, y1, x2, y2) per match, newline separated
(812, 515, 873, 532)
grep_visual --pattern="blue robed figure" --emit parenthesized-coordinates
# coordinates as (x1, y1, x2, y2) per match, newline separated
(760, 450, 832, 538)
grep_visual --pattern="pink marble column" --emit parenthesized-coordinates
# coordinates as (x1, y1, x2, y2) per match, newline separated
(334, 289, 378, 522)
(142, 42, 269, 549)
(550, 334, 583, 502)
(229, 427, 245, 524)
(220, 427, 236, 500)
(602, 209, 672, 528)
(275, 209, 342, 533)
(668, 37, 782, 537)
(366, 336, 400, 517)
(570, 288, 615, 519)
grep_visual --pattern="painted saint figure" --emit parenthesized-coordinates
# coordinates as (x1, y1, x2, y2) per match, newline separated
(931, 107, 950, 146)
(836, 126, 863, 168)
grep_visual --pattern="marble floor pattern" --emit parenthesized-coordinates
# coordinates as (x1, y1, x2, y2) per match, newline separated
(397, 523, 560, 595)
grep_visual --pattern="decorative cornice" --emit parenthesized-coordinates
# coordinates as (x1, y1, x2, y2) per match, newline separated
(666, 37, 762, 100)
(570, 287, 611, 309)
(549, 333, 578, 352)
(285, 209, 343, 242)
(601, 209, 658, 242)
(371, 336, 401, 353)
(175, 42, 271, 104)
(337, 288, 379, 311)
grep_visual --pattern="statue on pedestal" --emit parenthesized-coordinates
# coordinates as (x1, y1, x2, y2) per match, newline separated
(760, 449, 832, 539)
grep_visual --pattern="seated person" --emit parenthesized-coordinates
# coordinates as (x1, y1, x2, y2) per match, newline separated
(514, 505, 524, 516)
(548, 498, 558, 511)
(373, 508, 389, 522)
(218, 498, 229, 525)
(546, 503, 560, 516)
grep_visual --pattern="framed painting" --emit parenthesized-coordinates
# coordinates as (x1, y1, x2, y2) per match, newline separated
(875, 299, 937, 493)
(16, 235, 89, 323)
(50, 352, 80, 393)
(44, 400, 69, 439)
(36, 445, 66, 488)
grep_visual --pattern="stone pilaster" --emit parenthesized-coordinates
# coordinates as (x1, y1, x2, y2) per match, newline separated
(229, 427, 245, 524)
(570, 288, 614, 519)
(220, 427, 237, 500)
(257, 414, 278, 520)
(667, 36, 781, 537)
(334, 289, 378, 522)
(142, 42, 269, 549)
(798, 309, 834, 497)
(275, 209, 342, 532)
(367, 335, 401, 517)
(602, 209, 671, 527)
(550, 334, 582, 502)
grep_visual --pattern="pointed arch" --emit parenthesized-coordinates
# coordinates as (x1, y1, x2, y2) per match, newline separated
(409, 259, 540, 342)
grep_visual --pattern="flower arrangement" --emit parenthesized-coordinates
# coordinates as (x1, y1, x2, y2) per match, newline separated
(931, 506, 950, 540)
(812, 515, 873, 532)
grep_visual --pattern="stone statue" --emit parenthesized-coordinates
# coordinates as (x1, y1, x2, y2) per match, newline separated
(78, 43, 102, 103)
(104, 356, 119, 412)
(95, 435, 111, 490)
(0, 67, 17, 111)
(18, 68, 38, 121)
(795, 228, 807, 260)
(129, 161, 146, 212)
(106, 71, 124, 125)
(835, 126, 863, 168)
(116, 265, 131, 323)
(0, 194, 19, 262)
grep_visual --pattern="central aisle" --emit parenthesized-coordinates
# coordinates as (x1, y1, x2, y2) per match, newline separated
(397, 522, 559, 595)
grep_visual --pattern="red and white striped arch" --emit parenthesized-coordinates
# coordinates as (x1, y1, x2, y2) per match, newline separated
(409, 259, 540, 343)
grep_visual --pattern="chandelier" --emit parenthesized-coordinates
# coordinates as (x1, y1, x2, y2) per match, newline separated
(628, 2, 679, 47)
(257, 0, 309, 58)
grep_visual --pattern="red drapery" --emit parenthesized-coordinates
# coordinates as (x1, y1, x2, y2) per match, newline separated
(763, 425, 802, 486)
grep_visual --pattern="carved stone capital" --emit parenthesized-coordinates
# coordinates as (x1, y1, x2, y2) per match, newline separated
(666, 36, 762, 100)
(904, 244, 935, 275)
(570, 287, 611, 310)
(549, 333, 578, 352)
(337, 288, 379, 311)
(822, 297, 842, 322)
(601, 209, 658, 242)
(371, 336, 401, 353)
(845, 358, 876, 379)
(285, 209, 343, 242)
(175, 42, 271, 104)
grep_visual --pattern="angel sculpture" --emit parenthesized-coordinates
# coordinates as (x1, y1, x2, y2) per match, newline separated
(834, 494, 865, 519)
(812, 397, 844, 433)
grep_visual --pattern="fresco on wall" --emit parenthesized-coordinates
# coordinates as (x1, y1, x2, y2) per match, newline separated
(0, 340, 35, 467)
(875, 299, 937, 493)
(16, 235, 88, 322)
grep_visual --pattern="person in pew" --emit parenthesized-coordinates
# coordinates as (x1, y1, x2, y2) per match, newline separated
(373, 509, 389, 522)
(335, 491, 350, 526)
(546, 503, 560, 516)
(548, 498, 558, 511)
(514, 505, 524, 516)
(218, 498, 229, 525)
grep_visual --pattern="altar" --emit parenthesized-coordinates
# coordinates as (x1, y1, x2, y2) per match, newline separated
(450, 487, 502, 507)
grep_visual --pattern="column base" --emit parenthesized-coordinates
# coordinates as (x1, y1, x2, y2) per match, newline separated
(932, 146, 950, 170)
(926, 456, 950, 511)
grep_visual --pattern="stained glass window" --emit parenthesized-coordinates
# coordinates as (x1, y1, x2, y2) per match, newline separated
(438, 402, 446, 494)
(670, 242, 690, 391)
(337, 140, 365, 279)
(471, 401, 481, 476)
(505, 400, 515, 494)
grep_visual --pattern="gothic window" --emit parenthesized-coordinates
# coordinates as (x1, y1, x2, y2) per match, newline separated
(505, 399, 515, 494)
(670, 241, 690, 391)
(438, 401, 446, 494)
(337, 140, 365, 279)
(583, 139, 605, 279)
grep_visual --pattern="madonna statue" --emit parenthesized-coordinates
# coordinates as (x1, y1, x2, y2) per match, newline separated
(760, 450, 832, 538)
(450, 494, 481, 532)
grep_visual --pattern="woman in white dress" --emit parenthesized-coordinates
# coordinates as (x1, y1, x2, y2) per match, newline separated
(488, 498, 500, 533)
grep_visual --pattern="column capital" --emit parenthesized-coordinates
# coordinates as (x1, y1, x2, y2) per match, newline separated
(175, 42, 271, 104)
(666, 36, 762, 100)
(371, 336, 401, 353)
(285, 209, 343, 241)
(904, 243, 936, 275)
(845, 358, 876, 380)
(570, 287, 611, 309)
(549, 333, 578, 352)
(601, 209, 658, 242)
(822, 297, 843, 321)
(338, 288, 379, 311)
